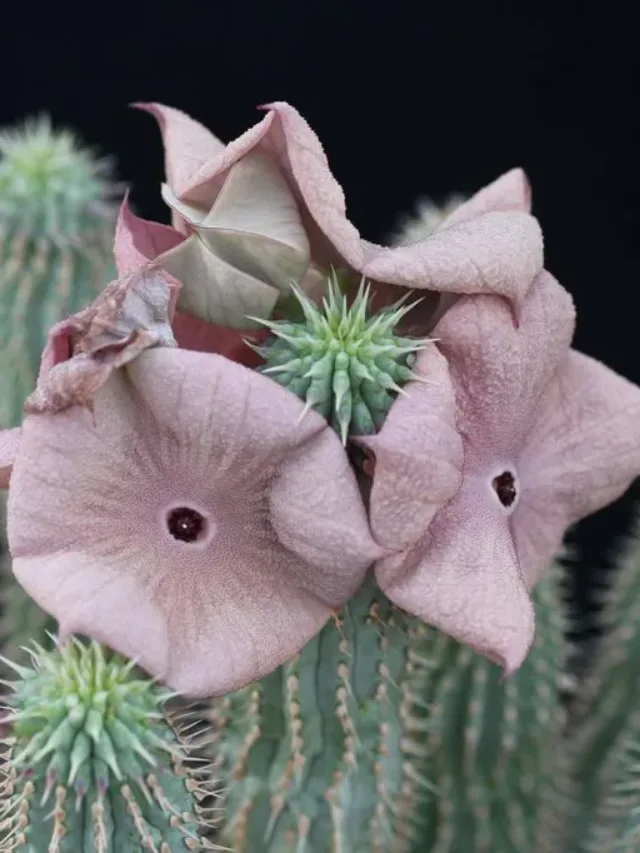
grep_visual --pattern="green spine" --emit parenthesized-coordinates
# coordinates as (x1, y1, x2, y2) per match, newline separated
(0, 116, 118, 430)
(210, 569, 567, 853)
(253, 273, 427, 443)
(561, 516, 640, 852)
(0, 639, 219, 852)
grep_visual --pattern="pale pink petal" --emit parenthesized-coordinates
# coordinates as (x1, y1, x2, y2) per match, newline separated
(270, 103, 543, 307)
(166, 110, 277, 211)
(9, 348, 378, 696)
(133, 103, 225, 198)
(359, 346, 463, 551)
(515, 350, 640, 586)
(0, 428, 20, 488)
(439, 168, 532, 229)
(114, 198, 269, 363)
(376, 484, 535, 673)
(360, 212, 542, 307)
(434, 270, 576, 456)
(37, 319, 75, 376)
(114, 197, 184, 281)
(158, 231, 280, 329)
(154, 101, 543, 308)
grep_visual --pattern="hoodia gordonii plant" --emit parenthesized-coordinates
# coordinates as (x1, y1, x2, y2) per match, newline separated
(2, 101, 640, 853)
(0, 116, 118, 430)
(0, 639, 219, 852)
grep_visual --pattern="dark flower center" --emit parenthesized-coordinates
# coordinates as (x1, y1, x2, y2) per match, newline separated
(166, 507, 207, 543)
(492, 471, 517, 508)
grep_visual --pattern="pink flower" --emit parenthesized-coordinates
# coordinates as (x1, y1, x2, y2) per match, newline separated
(363, 271, 640, 671)
(1, 217, 382, 699)
(113, 197, 269, 367)
(136, 101, 544, 330)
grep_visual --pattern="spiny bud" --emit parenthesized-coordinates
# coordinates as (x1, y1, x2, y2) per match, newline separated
(0, 639, 219, 851)
(252, 272, 430, 443)
(0, 116, 118, 242)
(389, 194, 466, 246)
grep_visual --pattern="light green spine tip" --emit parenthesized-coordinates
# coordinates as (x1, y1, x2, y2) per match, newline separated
(0, 116, 117, 242)
(256, 272, 429, 442)
(0, 639, 218, 852)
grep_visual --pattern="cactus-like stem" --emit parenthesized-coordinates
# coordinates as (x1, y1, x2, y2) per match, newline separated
(209, 569, 567, 853)
(560, 516, 640, 851)
(0, 639, 219, 851)
(0, 117, 118, 430)
(252, 272, 429, 443)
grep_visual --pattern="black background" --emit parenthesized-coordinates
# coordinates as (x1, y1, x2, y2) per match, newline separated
(2, 0, 638, 641)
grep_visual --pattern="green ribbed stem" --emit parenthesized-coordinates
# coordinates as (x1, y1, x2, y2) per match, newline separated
(561, 517, 640, 852)
(210, 570, 567, 853)
(0, 117, 118, 429)
(0, 639, 218, 852)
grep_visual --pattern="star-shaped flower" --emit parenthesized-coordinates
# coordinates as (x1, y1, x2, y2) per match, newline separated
(136, 101, 544, 331)
(363, 271, 640, 670)
(1, 212, 382, 698)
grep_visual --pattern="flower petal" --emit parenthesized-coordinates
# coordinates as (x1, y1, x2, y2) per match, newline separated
(158, 233, 280, 329)
(24, 271, 177, 415)
(268, 103, 543, 308)
(376, 485, 535, 674)
(361, 211, 542, 308)
(434, 269, 576, 457)
(515, 350, 640, 586)
(114, 198, 269, 362)
(0, 428, 20, 488)
(439, 168, 532, 229)
(150, 101, 543, 309)
(133, 102, 225, 198)
(200, 152, 310, 291)
(9, 348, 378, 696)
(361, 346, 463, 551)
(161, 151, 311, 319)
(114, 196, 184, 280)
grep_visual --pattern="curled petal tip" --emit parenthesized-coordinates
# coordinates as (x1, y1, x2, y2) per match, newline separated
(130, 101, 159, 115)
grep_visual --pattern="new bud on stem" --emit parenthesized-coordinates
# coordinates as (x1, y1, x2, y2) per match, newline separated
(0, 639, 218, 852)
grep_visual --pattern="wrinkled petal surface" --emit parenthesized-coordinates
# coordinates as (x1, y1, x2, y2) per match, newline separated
(161, 151, 311, 327)
(361, 346, 463, 551)
(516, 350, 640, 585)
(0, 428, 20, 488)
(376, 485, 535, 673)
(25, 271, 176, 415)
(369, 272, 581, 670)
(9, 349, 381, 696)
(435, 269, 576, 456)
(113, 199, 268, 362)
(147, 101, 544, 310)
(439, 168, 532, 229)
